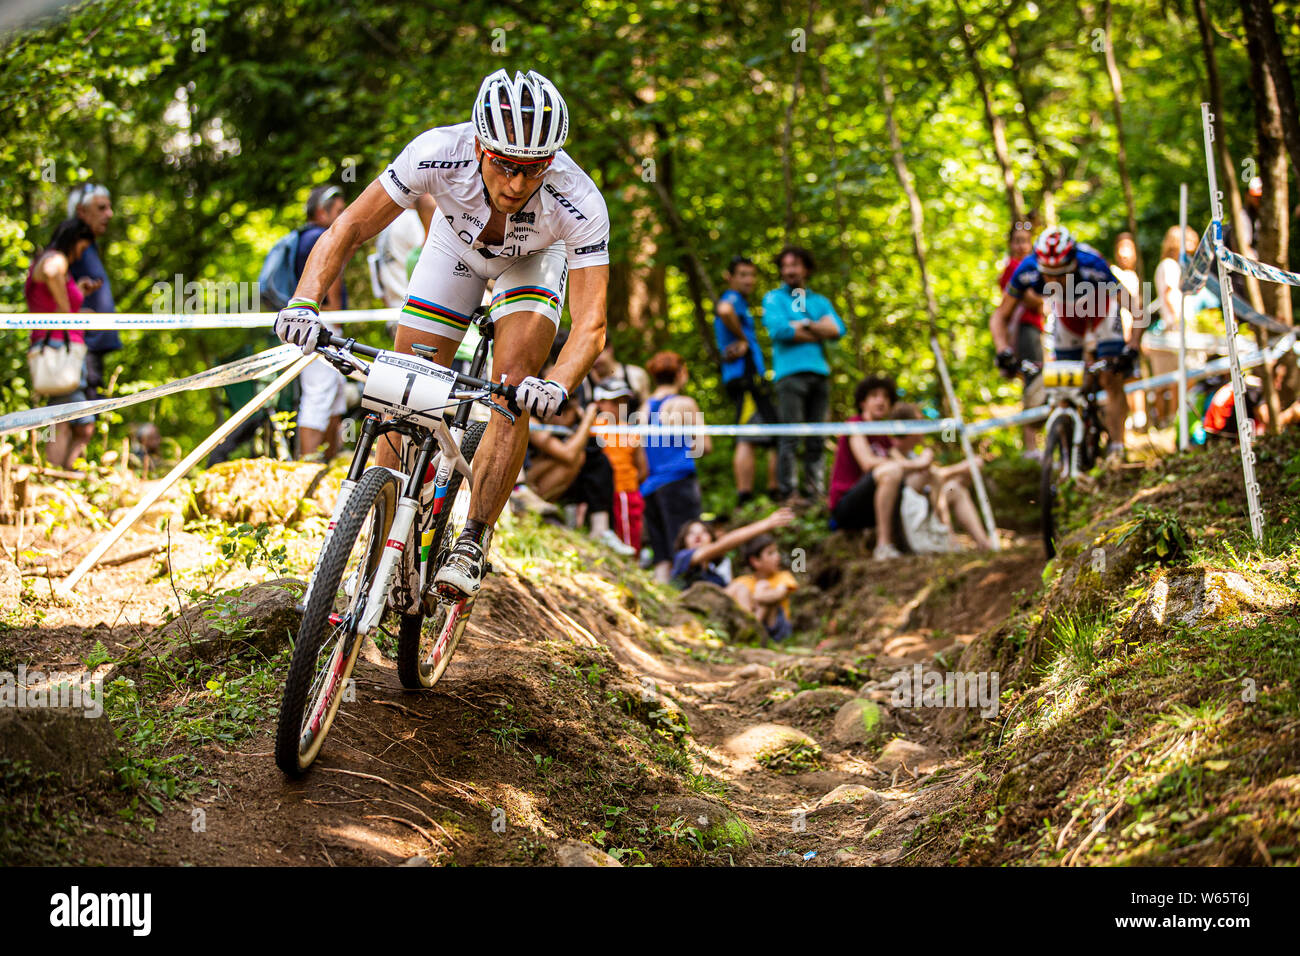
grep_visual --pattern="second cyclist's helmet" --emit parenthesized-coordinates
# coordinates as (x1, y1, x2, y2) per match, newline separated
(1033, 225, 1078, 274)
(472, 69, 569, 160)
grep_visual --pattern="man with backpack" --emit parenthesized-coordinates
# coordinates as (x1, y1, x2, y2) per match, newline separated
(262, 184, 352, 458)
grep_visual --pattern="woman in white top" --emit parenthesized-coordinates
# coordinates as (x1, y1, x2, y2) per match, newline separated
(1147, 225, 1199, 423)
(1113, 233, 1145, 429)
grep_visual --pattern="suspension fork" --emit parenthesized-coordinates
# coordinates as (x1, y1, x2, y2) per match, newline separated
(358, 431, 440, 633)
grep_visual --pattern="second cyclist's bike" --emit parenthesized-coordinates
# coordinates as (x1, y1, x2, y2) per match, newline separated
(274, 309, 513, 776)
(1030, 358, 1113, 560)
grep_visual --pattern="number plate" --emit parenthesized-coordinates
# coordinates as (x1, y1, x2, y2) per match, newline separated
(361, 352, 456, 426)
(1042, 360, 1085, 389)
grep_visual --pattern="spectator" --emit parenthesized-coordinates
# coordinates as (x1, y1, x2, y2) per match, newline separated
(727, 532, 798, 642)
(995, 222, 1044, 456)
(640, 351, 711, 584)
(295, 184, 350, 459)
(1204, 363, 1300, 439)
(827, 374, 919, 561)
(889, 403, 993, 551)
(762, 246, 844, 503)
(66, 183, 120, 403)
(1149, 225, 1217, 426)
(24, 217, 97, 469)
(671, 506, 794, 589)
(715, 254, 778, 505)
(525, 355, 632, 555)
(594, 379, 647, 552)
(131, 422, 163, 476)
(370, 195, 438, 336)
(1113, 232, 1145, 430)
(590, 341, 650, 406)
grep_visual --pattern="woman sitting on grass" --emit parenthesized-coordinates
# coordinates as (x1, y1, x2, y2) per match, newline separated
(889, 403, 993, 551)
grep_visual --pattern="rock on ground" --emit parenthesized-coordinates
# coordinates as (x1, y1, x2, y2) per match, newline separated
(874, 738, 936, 774)
(554, 842, 624, 867)
(0, 707, 120, 789)
(724, 723, 821, 772)
(831, 698, 891, 748)
(187, 458, 343, 525)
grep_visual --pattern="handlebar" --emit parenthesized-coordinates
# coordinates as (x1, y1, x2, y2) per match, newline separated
(1019, 358, 1115, 378)
(318, 331, 517, 404)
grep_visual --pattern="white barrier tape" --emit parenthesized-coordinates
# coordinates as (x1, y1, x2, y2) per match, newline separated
(534, 336, 1298, 442)
(1221, 247, 1300, 289)
(0, 344, 301, 437)
(1, 308, 399, 330)
(1142, 331, 1247, 353)
(1178, 223, 1216, 295)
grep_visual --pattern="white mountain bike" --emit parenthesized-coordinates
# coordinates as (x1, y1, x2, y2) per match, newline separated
(275, 308, 514, 776)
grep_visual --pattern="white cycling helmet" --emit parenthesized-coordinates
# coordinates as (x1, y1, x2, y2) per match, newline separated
(472, 69, 569, 160)
(1033, 225, 1078, 275)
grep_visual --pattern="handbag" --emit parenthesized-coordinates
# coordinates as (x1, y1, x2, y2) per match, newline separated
(27, 329, 87, 397)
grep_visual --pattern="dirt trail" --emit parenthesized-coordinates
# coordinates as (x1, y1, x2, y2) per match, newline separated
(2, 508, 1042, 867)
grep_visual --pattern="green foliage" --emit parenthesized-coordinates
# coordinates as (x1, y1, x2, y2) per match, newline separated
(2, 0, 1295, 473)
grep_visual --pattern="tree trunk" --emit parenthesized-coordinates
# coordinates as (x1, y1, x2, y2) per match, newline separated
(1004, 25, 1058, 224)
(954, 0, 1024, 224)
(658, 145, 721, 367)
(1191, 0, 1265, 312)
(780, 2, 817, 241)
(817, 50, 863, 361)
(1100, 0, 1141, 275)
(870, 16, 940, 338)
(1239, 0, 1300, 190)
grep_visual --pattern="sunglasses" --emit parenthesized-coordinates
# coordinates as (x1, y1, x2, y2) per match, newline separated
(484, 149, 553, 180)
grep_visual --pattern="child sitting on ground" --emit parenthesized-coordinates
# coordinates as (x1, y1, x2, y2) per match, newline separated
(889, 403, 993, 551)
(726, 533, 798, 642)
(671, 507, 794, 589)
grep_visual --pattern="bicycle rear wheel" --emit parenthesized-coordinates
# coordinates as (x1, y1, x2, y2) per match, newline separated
(397, 420, 486, 690)
(275, 466, 399, 775)
(1040, 417, 1074, 560)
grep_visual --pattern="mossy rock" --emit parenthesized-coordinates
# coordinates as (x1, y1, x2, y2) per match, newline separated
(607, 680, 691, 743)
(725, 678, 798, 708)
(1120, 566, 1292, 646)
(725, 722, 822, 774)
(641, 796, 753, 850)
(187, 458, 345, 525)
(831, 698, 890, 748)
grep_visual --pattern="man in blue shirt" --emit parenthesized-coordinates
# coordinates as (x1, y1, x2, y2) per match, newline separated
(67, 184, 121, 400)
(715, 255, 777, 505)
(762, 246, 845, 502)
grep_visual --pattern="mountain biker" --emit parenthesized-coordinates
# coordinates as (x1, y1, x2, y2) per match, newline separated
(989, 226, 1146, 461)
(274, 69, 610, 602)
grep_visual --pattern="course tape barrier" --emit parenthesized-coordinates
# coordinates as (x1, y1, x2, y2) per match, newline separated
(534, 335, 1298, 441)
(1179, 223, 1216, 295)
(1221, 247, 1300, 289)
(1, 308, 398, 331)
(0, 344, 301, 437)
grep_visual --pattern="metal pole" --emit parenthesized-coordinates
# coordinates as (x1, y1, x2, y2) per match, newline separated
(57, 353, 318, 595)
(1178, 183, 1190, 452)
(1201, 103, 1264, 543)
(930, 336, 1000, 551)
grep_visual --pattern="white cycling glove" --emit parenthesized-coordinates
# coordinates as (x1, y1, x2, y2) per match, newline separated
(275, 299, 324, 354)
(516, 377, 568, 418)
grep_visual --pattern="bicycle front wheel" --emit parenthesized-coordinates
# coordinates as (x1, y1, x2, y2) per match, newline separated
(397, 419, 486, 690)
(1040, 417, 1074, 560)
(276, 466, 400, 775)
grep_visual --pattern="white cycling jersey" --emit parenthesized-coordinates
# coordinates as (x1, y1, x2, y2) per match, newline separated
(381, 122, 610, 270)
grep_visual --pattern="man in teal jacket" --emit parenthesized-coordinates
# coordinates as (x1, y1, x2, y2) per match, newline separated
(762, 246, 845, 502)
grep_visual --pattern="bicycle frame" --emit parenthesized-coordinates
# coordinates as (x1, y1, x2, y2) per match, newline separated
(300, 310, 502, 631)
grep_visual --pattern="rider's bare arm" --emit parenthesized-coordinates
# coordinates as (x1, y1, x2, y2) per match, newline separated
(293, 178, 405, 305)
(989, 290, 1018, 352)
(1116, 282, 1147, 348)
(548, 264, 608, 396)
